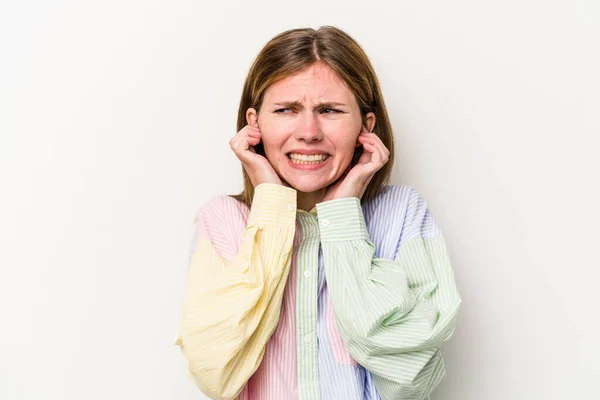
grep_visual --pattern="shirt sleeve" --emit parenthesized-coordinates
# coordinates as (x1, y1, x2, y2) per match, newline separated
(315, 188, 461, 400)
(174, 183, 297, 400)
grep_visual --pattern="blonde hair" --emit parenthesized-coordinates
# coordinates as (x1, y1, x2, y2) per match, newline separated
(231, 25, 395, 208)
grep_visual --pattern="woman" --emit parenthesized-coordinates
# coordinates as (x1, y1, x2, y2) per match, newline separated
(174, 26, 461, 400)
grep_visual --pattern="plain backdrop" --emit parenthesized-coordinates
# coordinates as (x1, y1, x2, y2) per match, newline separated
(1, 1, 599, 399)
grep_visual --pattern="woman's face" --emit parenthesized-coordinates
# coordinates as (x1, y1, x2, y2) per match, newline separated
(246, 63, 375, 194)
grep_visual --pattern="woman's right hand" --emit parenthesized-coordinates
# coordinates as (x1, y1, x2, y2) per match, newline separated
(229, 125, 282, 187)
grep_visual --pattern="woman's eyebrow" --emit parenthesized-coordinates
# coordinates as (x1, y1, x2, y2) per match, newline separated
(272, 100, 348, 108)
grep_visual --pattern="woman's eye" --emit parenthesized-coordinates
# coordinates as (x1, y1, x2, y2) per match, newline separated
(274, 108, 341, 114)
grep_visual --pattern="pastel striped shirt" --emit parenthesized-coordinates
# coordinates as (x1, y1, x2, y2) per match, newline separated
(174, 183, 461, 400)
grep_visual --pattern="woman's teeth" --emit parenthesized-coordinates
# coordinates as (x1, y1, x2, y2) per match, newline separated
(288, 153, 329, 164)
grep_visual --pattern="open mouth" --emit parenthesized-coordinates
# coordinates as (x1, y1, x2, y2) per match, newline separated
(286, 153, 330, 165)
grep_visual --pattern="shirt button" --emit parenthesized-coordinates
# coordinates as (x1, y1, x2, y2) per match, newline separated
(303, 270, 312, 278)
(287, 204, 296, 211)
(304, 334, 312, 344)
(320, 218, 330, 227)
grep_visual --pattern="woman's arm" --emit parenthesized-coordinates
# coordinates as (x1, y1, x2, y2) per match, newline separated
(174, 183, 297, 400)
(316, 187, 461, 400)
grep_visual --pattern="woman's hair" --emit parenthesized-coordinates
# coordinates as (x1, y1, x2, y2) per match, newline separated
(231, 25, 395, 208)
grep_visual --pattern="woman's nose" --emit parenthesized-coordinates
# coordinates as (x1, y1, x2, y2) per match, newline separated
(295, 112, 324, 142)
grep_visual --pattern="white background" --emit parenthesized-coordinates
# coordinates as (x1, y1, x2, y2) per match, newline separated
(1, 1, 599, 399)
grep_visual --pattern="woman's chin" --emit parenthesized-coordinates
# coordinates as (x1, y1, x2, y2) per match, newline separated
(283, 177, 329, 194)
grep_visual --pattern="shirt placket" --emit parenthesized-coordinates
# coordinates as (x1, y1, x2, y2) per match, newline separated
(296, 211, 321, 400)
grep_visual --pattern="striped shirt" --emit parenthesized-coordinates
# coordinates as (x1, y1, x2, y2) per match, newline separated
(174, 183, 461, 400)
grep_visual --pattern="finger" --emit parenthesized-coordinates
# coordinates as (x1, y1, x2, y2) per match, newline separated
(232, 131, 260, 152)
(362, 142, 384, 171)
(366, 136, 387, 160)
(356, 135, 372, 146)
(360, 133, 389, 158)
(370, 134, 388, 153)
(229, 137, 240, 152)
(247, 130, 262, 140)
(247, 138, 260, 152)
(235, 138, 249, 153)
(359, 131, 379, 141)
(245, 134, 260, 144)
(357, 127, 368, 142)
(372, 136, 390, 161)
(372, 141, 389, 165)
(370, 138, 388, 163)
(230, 137, 252, 160)
(357, 134, 373, 142)
(357, 136, 378, 151)
(245, 125, 261, 135)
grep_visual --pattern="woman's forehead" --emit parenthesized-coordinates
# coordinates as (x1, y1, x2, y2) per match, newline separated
(263, 64, 354, 105)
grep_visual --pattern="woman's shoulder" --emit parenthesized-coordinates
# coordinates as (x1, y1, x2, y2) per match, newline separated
(192, 194, 249, 224)
(366, 183, 441, 239)
(368, 183, 422, 211)
(189, 195, 249, 259)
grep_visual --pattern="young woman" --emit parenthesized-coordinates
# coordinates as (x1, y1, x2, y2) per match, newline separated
(174, 25, 461, 400)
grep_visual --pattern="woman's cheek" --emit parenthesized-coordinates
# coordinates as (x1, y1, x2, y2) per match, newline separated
(321, 119, 344, 131)
(267, 120, 296, 139)
(330, 119, 360, 138)
(260, 122, 286, 143)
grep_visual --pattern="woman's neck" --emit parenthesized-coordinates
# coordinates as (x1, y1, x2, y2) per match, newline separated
(280, 179, 327, 212)
(296, 188, 326, 212)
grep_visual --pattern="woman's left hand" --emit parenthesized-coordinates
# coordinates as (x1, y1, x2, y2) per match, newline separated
(321, 125, 390, 202)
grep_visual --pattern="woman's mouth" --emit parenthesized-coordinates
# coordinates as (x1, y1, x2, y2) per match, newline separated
(286, 153, 330, 165)
(285, 152, 330, 170)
